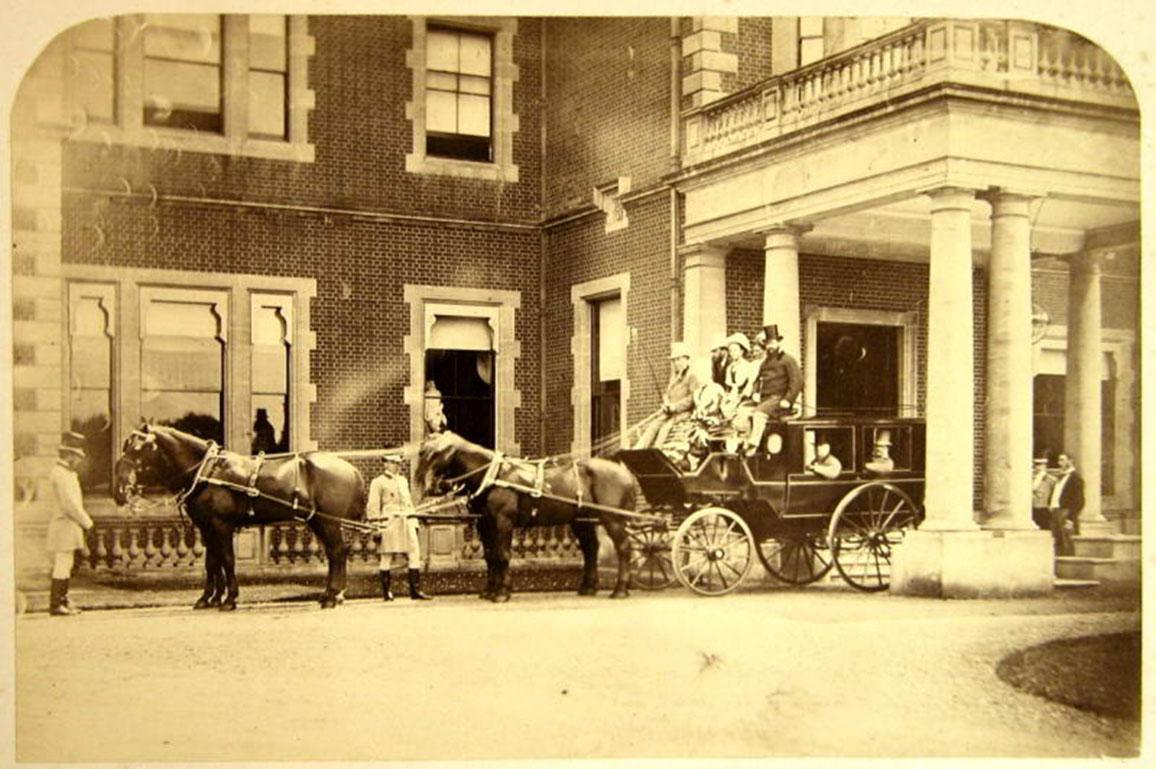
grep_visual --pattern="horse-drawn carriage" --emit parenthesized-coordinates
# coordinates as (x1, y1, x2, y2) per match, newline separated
(618, 416, 926, 595)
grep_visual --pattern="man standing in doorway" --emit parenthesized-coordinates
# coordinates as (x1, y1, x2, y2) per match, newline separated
(368, 455, 432, 601)
(634, 342, 700, 449)
(745, 324, 802, 455)
(47, 431, 93, 616)
(1048, 452, 1085, 556)
(1031, 456, 1055, 530)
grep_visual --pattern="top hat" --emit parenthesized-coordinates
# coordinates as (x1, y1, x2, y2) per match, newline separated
(670, 341, 692, 359)
(59, 430, 86, 457)
(1033, 457, 1049, 466)
(724, 332, 751, 353)
(382, 452, 406, 464)
(873, 429, 893, 448)
(762, 324, 784, 342)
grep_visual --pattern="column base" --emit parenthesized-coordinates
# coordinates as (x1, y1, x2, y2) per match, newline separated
(891, 529, 1054, 598)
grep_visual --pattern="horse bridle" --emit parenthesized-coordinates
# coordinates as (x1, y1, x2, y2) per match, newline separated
(119, 430, 219, 516)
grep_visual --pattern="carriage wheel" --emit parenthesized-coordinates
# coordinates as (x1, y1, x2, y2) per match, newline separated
(827, 482, 921, 592)
(756, 532, 833, 585)
(671, 507, 754, 596)
(628, 524, 675, 590)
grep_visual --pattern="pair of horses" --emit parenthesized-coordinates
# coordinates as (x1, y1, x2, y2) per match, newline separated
(113, 425, 636, 609)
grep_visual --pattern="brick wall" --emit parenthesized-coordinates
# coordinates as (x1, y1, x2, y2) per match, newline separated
(725, 18, 775, 92)
(1032, 264, 1138, 330)
(544, 18, 673, 219)
(62, 197, 543, 458)
(64, 16, 544, 225)
(542, 195, 673, 454)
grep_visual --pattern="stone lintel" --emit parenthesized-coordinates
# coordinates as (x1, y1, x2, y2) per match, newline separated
(891, 529, 1054, 598)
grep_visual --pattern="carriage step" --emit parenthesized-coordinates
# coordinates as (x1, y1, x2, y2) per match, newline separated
(1053, 578, 1100, 589)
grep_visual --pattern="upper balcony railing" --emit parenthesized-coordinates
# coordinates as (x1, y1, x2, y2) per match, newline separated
(682, 19, 1135, 166)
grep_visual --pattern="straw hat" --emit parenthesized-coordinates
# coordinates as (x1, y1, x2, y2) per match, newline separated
(724, 332, 751, 353)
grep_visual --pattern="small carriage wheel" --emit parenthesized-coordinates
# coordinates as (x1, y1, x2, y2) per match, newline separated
(756, 532, 833, 585)
(627, 524, 676, 590)
(827, 481, 920, 592)
(671, 507, 754, 597)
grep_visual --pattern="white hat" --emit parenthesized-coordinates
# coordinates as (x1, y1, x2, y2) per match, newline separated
(724, 332, 751, 353)
(670, 341, 691, 359)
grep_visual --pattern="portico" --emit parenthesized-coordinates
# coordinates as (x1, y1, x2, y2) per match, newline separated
(676, 19, 1139, 596)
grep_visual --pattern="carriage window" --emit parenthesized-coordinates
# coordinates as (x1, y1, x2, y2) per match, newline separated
(141, 294, 226, 445)
(804, 427, 853, 473)
(68, 286, 115, 493)
(143, 14, 224, 133)
(862, 425, 911, 473)
(251, 295, 291, 453)
(425, 315, 495, 448)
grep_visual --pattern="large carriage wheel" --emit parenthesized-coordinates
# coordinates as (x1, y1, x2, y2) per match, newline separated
(671, 507, 754, 596)
(827, 481, 921, 592)
(628, 524, 675, 590)
(756, 532, 833, 585)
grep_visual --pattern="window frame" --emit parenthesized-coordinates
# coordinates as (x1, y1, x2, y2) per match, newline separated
(424, 24, 494, 163)
(65, 14, 315, 162)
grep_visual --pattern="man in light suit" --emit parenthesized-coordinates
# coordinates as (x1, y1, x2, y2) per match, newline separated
(368, 454, 432, 601)
(1047, 451, 1086, 556)
(47, 431, 94, 616)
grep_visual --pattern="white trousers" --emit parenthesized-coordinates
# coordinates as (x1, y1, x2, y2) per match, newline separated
(52, 550, 75, 579)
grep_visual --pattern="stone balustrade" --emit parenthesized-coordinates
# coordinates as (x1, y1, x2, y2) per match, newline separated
(684, 19, 1135, 165)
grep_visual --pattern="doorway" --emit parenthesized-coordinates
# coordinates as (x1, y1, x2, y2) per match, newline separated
(815, 321, 900, 416)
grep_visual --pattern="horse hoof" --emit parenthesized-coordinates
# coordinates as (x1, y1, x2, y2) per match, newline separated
(193, 598, 212, 610)
(479, 592, 494, 601)
(577, 587, 597, 596)
(491, 593, 511, 603)
(219, 602, 237, 612)
(319, 600, 337, 610)
(609, 590, 629, 599)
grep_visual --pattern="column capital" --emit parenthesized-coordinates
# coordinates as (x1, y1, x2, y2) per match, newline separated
(758, 223, 813, 249)
(1063, 250, 1107, 274)
(979, 188, 1043, 218)
(923, 186, 976, 212)
(678, 241, 728, 266)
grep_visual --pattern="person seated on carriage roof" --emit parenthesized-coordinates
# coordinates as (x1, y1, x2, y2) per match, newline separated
(633, 341, 702, 450)
(368, 454, 432, 602)
(722, 332, 757, 402)
(807, 433, 843, 480)
(745, 324, 802, 456)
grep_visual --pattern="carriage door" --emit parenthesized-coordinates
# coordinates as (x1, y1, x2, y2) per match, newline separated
(815, 322, 900, 417)
(425, 315, 496, 448)
(590, 295, 623, 451)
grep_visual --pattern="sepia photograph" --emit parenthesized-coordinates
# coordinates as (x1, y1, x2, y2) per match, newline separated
(2, 0, 1148, 763)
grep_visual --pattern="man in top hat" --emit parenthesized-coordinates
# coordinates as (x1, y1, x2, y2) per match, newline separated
(807, 433, 843, 479)
(745, 324, 802, 455)
(47, 431, 94, 616)
(368, 454, 432, 601)
(864, 429, 896, 474)
(1031, 456, 1055, 530)
(634, 341, 701, 449)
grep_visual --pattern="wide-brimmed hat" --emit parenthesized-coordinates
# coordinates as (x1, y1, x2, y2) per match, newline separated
(762, 324, 784, 341)
(724, 332, 751, 353)
(670, 341, 692, 359)
(59, 430, 86, 457)
(382, 453, 407, 464)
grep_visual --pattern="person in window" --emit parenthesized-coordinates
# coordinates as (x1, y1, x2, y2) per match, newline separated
(1031, 456, 1055, 530)
(807, 435, 843, 479)
(368, 455, 432, 601)
(864, 430, 895, 474)
(424, 380, 448, 435)
(746, 324, 803, 455)
(251, 408, 277, 455)
(1047, 452, 1085, 556)
(47, 431, 94, 616)
(634, 342, 701, 449)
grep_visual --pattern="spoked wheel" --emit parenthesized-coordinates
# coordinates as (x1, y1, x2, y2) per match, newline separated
(628, 524, 675, 590)
(671, 507, 754, 596)
(756, 532, 834, 585)
(827, 481, 921, 592)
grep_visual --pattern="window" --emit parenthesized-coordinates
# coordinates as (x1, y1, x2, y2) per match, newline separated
(590, 296, 624, 451)
(68, 284, 115, 493)
(405, 17, 519, 182)
(799, 17, 824, 66)
(70, 18, 116, 124)
(425, 316, 495, 448)
(425, 27, 492, 162)
(65, 15, 314, 162)
(143, 14, 223, 132)
(251, 294, 292, 453)
(248, 15, 288, 139)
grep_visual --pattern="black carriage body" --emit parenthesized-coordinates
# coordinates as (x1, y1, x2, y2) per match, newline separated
(618, 416, 926, 538)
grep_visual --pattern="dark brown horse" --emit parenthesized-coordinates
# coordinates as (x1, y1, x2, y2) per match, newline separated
(415, 431, 636, 601)
(113, 424, 366, 610)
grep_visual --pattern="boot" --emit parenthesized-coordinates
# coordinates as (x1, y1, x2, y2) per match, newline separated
(379, 570, 394, 602)
(408, 569, 432, 600)
(49, 579, 80, 616)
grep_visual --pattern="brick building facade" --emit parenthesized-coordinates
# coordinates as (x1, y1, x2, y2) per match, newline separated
(10, 16, 1140, 595)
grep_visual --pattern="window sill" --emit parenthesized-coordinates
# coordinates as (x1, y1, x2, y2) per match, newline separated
(405, 151, 518, 183)
(68, 124, 315, 163)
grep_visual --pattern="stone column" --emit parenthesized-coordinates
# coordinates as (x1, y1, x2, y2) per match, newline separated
(1064, 251, 1107, 529)
(680, 243, 728, 359)
(761, 225, 808, 361)
(921, 188, 980, 531)
(982, 192, 1037, 529)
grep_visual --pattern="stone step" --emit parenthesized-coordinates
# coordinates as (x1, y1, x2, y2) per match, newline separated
(1053, 577, 1101, 589)
(1073, 534, 1141, 560)
(1054, 555, 1139, 583)
(1117, 518, 1142, 536)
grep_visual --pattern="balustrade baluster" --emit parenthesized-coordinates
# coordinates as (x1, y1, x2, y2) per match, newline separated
(143, 527, 158, 567)
(94, 528, 108, 570)
(110, 526, 124, 568)
(192, 527, 205, 559)
(306, 529, 320, 562)
(159, 526, 174, 565)
(176, 526, 190, 563)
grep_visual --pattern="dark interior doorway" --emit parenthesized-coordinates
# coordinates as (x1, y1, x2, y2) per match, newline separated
(815, 321, 900, 417)
(425, 349, 495, 448)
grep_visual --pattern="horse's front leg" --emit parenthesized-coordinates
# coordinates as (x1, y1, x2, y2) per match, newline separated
(492, 515, 515, 603)
(193, 524, 219, 609)
(213, 521, 239, 611)
(476, 516, 497, 600)
(572, 520, 599, 596)
(602, 517, 632, 599)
